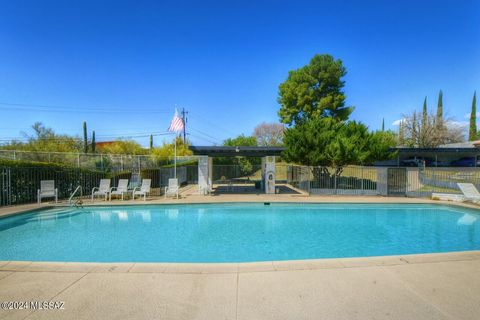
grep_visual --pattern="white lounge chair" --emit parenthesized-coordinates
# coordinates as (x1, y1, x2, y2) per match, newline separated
(133, 179, 151, 201)
(91, 179, 111, 202)
(457, 183, 480, 203)
(200, 178, 214, 195)
(37, 180, 58, 203)
(164, 178, 179, 199)
(109, 179, 129, 201)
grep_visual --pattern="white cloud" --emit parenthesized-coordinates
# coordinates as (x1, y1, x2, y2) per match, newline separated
(463, 112, 480, 119)
(446, 120, 468, 129)
(392, 119, 405, 126)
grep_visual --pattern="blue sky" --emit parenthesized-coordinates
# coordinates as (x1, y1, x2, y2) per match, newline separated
(0, 0, 478, 146)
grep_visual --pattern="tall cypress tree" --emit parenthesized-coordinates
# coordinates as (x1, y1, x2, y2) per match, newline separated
(149, 134, 153, 149)
(381, 118, 385, 131)
(421, 97, 427, 129)
(83, 121, 88, 153)
(436, 90, 443, 123)
(412, 112, 418, 146)
(419, 97, 427, 146)
(91, 130, 96, 153)
(470, 91, 477, 141)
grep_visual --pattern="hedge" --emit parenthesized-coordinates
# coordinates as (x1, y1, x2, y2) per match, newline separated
(0, 159, 106, 206)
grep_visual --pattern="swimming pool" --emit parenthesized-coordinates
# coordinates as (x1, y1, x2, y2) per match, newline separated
(1, 203, 479, 262)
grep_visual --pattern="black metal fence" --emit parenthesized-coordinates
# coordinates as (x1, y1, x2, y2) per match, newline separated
(0, 164, 199, 207)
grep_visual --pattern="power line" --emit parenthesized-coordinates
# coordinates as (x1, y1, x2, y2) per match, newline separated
(0, 131, 172, 142)
(0, 102, 172, 114)
(187, 133, 218, 145)
(189, 127, 222, 144)
(188, 111, 238, 137)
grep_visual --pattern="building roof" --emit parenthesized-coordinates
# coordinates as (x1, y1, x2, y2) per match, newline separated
(438, 141, 480, 148)
(189, 146, 285, 157)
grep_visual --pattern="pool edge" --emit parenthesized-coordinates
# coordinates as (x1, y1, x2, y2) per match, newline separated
(2, 250, 479, 274)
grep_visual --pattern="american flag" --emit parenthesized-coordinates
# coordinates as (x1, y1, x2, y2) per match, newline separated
(168, 109, 184, 132)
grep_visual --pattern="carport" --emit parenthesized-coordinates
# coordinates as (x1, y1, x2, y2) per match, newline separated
(189, 146, 286, 194)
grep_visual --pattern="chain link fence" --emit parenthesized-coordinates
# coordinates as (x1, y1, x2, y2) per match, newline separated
(0, 150, 198, 171)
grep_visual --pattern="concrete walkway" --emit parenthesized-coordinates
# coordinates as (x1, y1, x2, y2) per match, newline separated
(1, 251, 480, 320)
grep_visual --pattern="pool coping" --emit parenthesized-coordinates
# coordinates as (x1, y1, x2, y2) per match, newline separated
(1, 250, 479, 274)
(1, 195, 480, 219)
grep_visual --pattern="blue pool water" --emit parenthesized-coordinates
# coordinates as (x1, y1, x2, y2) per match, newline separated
(1, 203, 479, 262)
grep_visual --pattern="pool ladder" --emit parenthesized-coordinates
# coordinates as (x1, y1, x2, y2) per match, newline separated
(69, 185, 83, 207)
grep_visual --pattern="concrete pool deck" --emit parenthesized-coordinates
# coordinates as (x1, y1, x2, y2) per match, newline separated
(1, 194, 480, 319)
(1, 251, 480, 320)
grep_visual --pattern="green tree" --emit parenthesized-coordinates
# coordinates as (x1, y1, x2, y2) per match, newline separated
(411, 112, 418, 145)
(215, 135, 259, 176)
(0, 122, 82, 153)
(470, 91, 477, 141)
(436, 90, 443, 123)
(278, 54, 353, 125)
(91, 131, 96, 153)
(149, 134, 153, 150)
(97, 140, 146, 155)
(151, 136, 192, 159)
(381, 118, 385, 131)
(283, 118, 395, 170)
(82, 121, 88, 153)
(419, 97, 428, 146)
(223, 135, 257, 147)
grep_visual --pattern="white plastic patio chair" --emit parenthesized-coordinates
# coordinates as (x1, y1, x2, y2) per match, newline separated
(204, 178, 214, 195)
(91, 179, 111, 202)
(457, 183, 480, 203)
(109, 179, 129, 201)
(164, 178, 179, 199)
(37, 180, 58, 203)
(133, 179, 151, 201)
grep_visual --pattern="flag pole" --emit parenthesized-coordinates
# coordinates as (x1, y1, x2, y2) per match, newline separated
(174, 134, 177, 179)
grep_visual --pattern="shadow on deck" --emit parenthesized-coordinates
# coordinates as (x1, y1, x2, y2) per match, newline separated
(213, 183, 301, 195)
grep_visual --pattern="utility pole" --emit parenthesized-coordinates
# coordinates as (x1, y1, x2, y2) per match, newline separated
(181, 107, 188, 143)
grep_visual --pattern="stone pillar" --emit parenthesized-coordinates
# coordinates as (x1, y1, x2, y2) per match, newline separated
(198, 156, 209, 194)
(208, 156, 213, 186)
(262, 156, 276, 194)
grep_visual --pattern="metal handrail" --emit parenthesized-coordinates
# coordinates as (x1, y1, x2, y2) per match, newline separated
(68, 185, 83, 206)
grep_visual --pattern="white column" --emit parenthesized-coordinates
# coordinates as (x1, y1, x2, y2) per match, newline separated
(264, 156, 276, 194)
(198, 156, 209, 194)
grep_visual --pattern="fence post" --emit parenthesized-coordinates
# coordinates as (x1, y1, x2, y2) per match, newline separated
(77, 154, 80, 168)
(361, 166, 364, 195)
(432, 167, 436, 193)
(334, 167, 338, 195)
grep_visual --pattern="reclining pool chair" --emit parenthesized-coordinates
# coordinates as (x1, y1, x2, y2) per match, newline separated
(133, 179, 151, 201)
(457, 183, 480, 203)
(91, 179, 111, 202)
(164, 178, 179, 199)
(37, 180, 58, 203)
(109, 179, 129, 201)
